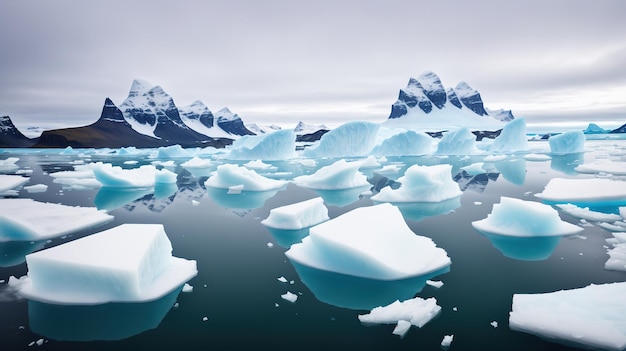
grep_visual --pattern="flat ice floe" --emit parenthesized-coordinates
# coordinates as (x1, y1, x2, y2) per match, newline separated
(0, 198, 113, 242)
(472, 197, 582, 237)
(575, 159, 626, 175)
(536, 178, 626, 204)
(261, 197, 329, 230)
(92, 163, 160, 188)
(293, 159, 369, 190)
(358, 296, 441, 337)
(11, 224, 197, 304)
(509, 282, 626, 351)
(0, 174, 29, 194)
(285, 203, 451, 280)
(555, 203, 622, 222)
(371, 164, 462, 203)
(204, 164, 287, 191)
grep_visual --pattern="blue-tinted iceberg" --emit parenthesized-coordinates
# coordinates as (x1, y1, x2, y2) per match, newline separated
(228, 129, 297, 160)
(155, 145, 194, 159)
(371, 164, 461, 203)
(435, 127, 477, 155)
(488, 118, 528, 154)
(293, 159, 369, 190)
(509, 282, 626, 351)
(549, 130, 585, 155)
(371, 130, 434, 156)
(285, 203, 451, 280)
(537, 178, 626, 204)
(11, 224, 197, 304)
(303, 121, 380, 158)
(261, 197, 329, 230)
(92, 163, 159, 188)
(204, 164, 288, 191)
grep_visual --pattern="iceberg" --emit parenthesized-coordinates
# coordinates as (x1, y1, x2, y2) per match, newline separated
(487, 118, 529, 154)
(303, 121, 380, 158)
(155, 145, 194, 159)
(549, 130, 586, 155)
(92, 163, 158, 188)
(509, 282, 626, 351)
(371, 164, 462, 203)
(0, 174, 28, 194)
(204, 164, 288, 191)
(285, 203, 451, 280)
(0, 198, 113, 242)
(370, 130, 434, 156)
(261, 197, 329, 230)
(49, 163, 101, 190)
(180, 157, 213, 177)
(472, 197, 582, 237)
(537, 178, 626, 204)
(228, 129, 297, 160)
(358, 296, 441, 333)
(555, 203, 622, 222)
(11, 224, 197, 304)
(243, 159, 275, 170)
(435, 127, 477, 155)
(293, 159, 369, 190)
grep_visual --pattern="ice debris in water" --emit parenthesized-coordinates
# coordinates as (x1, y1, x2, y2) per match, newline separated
(293, 159, 369, 190)
(426, 280, 444, 288)
(536, 178, 626, 204)
(10, 224, 197, 304)
(204, 164, 287, 191)
(358, 296, 441, 337)
(441, 335, 454, 348)
(244, 159, 275, 170)
(548, 130, 586, 155)
(228, 129, 297, 161)
(371, 164, 461, 203)
(23, 184, 48, 193)
(281, 291, 298, 303)
(285, 203, 450, 280)
(261, 197, 329, 230)
(509, 282, 626, 351)
(0, 198, 113, 242)
(555, 203, 622, 222)
(472, 197, 582, 237)
(303, 121, 380, 158)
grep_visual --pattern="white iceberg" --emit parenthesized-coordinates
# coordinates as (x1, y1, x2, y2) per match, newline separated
(370, 130, 434, 156)
(285, 203, 451, 280)
(293, 159, 369, 190)
(536, 178, 626, 204)
(204, 164, 287, 191)
(49, 163, 101, 190)
(487, 118, 529, 154)
(23, 184, 48, 193)
(0, 174, 28, 194)
(472, 197, 582, 237)
(549, 130, 586, 155)
(303, 121, 380, 158)
(181, 157, 212, 169)
(371, 164, 462, 203)
(441, 335, 454, 348)
(243, 159, 275, 170)
(509, 282, 626, 351)
(261, 197, 329, 230)
(92, 163, 158, 188)
(358, 296, 441, 331)
(0, 198, 113, 242)
(11, 223, 197, 304)
(435, 127, 477, 155)
(228, 129, 297, 161)
(555, 203, 622, 222)
(575, 159, 626, 175)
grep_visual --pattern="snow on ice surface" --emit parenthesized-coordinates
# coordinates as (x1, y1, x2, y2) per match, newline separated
(441, 335, 454, 348)
(575, 159, 626, 175)
(537, 178, 626, 204)
(358, 296, 441, 330)
(488, 118, 529, 154)
(92, 163, 158, 188)
(0, 198, 113, 242)
(12, 224, 197, 304)
(228, 129, 297, 161)
(549, 130, 586, 155)
(261, 197, 329, 230)
(509, 282, 626, 351)
(303, 121, 380, 158)
(156, 145, 194, 159)
(0, 175, 28, 193)
(472, 197, 582, 237)
(180, 157, 212, 171)
(555, 203, 622, 222)
(285, 203, 451, 280)
(435, 127, 477, 155)
(23, 184, 48, 193)
(371, 164, 461, 203)
(204, 164, 287, 191)
(244, 159, 274, 170)
(370, 130, 434, 156)
(293, 159, 369, 190)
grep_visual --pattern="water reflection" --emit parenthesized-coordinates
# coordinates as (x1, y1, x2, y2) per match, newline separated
(453, 171, 500, 193)
(478, 233, 563, 261)
(490, 158, 526, 185)
(265, 227, 311, 248)
(0, 240, 47, 267)
(205, 187, 283, 210)
(154, 182, 178, 199)
(94, 187, 154, 211)
(290, 261, 449, 310)
(28, 286, 181, 341)
(550, 153, 585, 175)
(314, 185, 371, 207)
(393, 197, 461, 222)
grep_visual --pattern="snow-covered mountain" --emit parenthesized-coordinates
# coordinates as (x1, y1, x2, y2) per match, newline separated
(178, 100, 234, 139)
(0, 116, 35, 147)
(215, 107, 255, 136)
(293, 121, 329, 135)
(246, 123, 282, 134)
(384, 71, 514, 131)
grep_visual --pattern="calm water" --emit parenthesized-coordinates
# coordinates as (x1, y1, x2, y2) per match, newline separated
(1, 140, 625, 350)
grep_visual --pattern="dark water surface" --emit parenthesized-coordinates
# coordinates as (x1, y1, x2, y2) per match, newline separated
(1, 141, 625, 350)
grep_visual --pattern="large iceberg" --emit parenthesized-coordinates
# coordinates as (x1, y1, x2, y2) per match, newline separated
(509, 282, 626, 351)
(0, 198, 113, 242)
(303, 121, 380, 158)
(549, 130, 586, 155)
(11, 224, 197, 304)
(285, 203, 451, 280)
(435, 127, 477, 155)
(371, 164, 461, 203)
(261, 197, 329, 230)
(228, 129, 297, 160)
(487, 118, 528, 154)
(293, 159, 369, 190)
(536, 178, 626, 204)
(204, 164, 288, 191)
(358, 296, 441, 338)
(370, 130, 434, 156)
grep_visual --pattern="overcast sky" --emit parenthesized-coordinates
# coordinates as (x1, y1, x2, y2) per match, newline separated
(1, 0, 625, 134)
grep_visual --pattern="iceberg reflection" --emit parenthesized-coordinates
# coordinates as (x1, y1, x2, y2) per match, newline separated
(391, 197, 461, 222)
(479, 233, 562, 261)
(314, 185, 371, 207)
(550, 153, 585, 175)
(94, 187, 154, 211)
(205, 187, 282, 210)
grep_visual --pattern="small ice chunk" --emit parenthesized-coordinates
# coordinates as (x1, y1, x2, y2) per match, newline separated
(267, 242, 274, 248)
(358, 156, 381, 169)
(555, 203, 622, 222)
(293, 159, 369, 190)
(0, 174, 29, 193)
(426, 280, 444, 288)
(549, 130, 585, 155)
(202, 316, 208, 321)
(227, 184, 244, 194)
(277, 276, 288, 283)
(204, 164, 287, 191)
(281, 291, 298, 303)
(472, 197, 582, 237)
(452, 307, 458, 312)
(371, 164, 462, 203)
(358, 296, 441, 329)
(474, 201, 482, 205)
(490, 321, 498, 328)
(441, 334, 454, 348)
(36, 338, 44, 346)
(261, 197, 329, 230)
(244, 159, 274, 170)
(23, 184, 48, 193)
(182, 283, 193, 293)
(392, 320, 412, 338)
(123, 160, 138, 165)
(191, 200, 200, 206)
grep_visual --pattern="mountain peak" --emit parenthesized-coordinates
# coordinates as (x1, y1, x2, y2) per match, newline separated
(454, 81, 488, 116)
(128, 79, 153, 97)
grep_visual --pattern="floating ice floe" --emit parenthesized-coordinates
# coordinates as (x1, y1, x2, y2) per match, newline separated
(204, 164, 288, 191)
(358, 296, 441, 338)
(549, 130, 586, 155)
(285, 203, 451, 280)
(0, 198, 113, 242)
(575, 159, 626, 175)
(0, 174, 29, 194)
(281, 291, 298, 303)
(524, 153, 552, 161)
(605, 233, 626, 272)
(370, 130, 434, 156)
(371, 164, 462, 203)
(261, 197, 329, 230)
(92, 163, 159, 188)
(435, 127, 477, 155)
(536, 178, 626, 204)
(10, 223, 197, 304)
(228, 129, 297, 160)
(303, 121, 380, 158)
(441, 335, 454, 348)
(49, 163, 101, 190)
(243, 159, 275, 170)
(555, 203, 622, 222)
(472, 197, 582, 237)
(509, 282, 626, 351)
(180, 157, 212, 169)
(293, 159, 369, 190)
(488, 118, 529, 154)
(0, 157, 19, 173)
